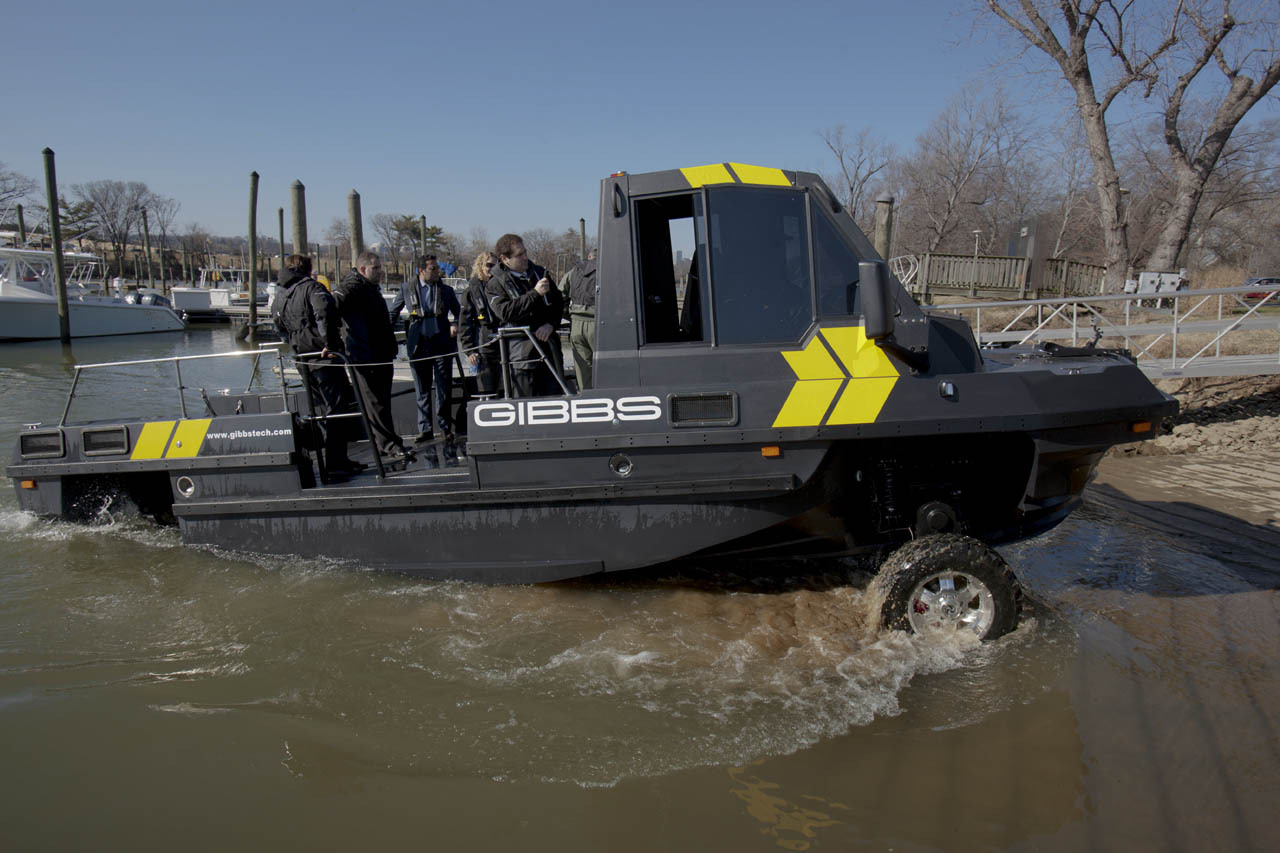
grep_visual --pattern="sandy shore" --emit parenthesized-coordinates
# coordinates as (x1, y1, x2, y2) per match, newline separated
(1094, 375, 1280, 530)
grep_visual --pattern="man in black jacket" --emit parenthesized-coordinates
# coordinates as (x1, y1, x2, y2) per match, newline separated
(389, 255, 461, 444)
(334, 251, 410, 461)
(485, 234, 565, 398)
(269, 254, 363, 478)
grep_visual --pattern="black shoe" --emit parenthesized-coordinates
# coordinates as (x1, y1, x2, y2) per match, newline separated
(329, 459, 367, 474)
(414, 432, 433, 445)
(385, 446, 416, 465)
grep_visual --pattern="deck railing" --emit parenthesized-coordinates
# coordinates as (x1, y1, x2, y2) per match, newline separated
(902, 253, 1106, 300)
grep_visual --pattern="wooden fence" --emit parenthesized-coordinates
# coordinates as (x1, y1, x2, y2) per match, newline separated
(907, 253, 1105, 300)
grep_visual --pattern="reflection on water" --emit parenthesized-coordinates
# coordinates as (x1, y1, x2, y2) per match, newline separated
(1, 331, 1278, 851)
(729, 763, 847, 851)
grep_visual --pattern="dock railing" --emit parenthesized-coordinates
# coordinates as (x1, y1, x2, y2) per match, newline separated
(932, 284, 1280, 378)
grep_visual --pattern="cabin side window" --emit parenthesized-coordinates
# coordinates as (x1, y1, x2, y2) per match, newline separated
(705, 186, 812, 345)
(812, 205, 864, 317)
(634, 193, 709, 345)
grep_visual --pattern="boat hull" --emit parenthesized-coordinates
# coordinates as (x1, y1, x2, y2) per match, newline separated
(0, 297, 185, 341)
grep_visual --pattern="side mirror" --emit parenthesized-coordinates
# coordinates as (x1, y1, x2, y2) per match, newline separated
(859, 260, 894, 340)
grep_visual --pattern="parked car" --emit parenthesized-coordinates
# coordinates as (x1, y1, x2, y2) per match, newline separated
(1242, 276, 1280, 300)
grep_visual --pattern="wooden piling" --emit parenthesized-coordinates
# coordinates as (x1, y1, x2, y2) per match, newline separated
(579, 218, 586, 258)
(42, 149, 70, 343)
(141, 207, 155, 293)
(874, 193, 895, 260)
(16, 204, 25, 244)
(248, 172, 259, 336)
(290, 180, 307, 261)
(277, 207, 285, 260)
(347, 190, 364, 266)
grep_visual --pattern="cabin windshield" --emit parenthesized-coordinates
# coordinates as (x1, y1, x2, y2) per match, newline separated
(631, 183, 868, 349)
(706, 186, 812, 345)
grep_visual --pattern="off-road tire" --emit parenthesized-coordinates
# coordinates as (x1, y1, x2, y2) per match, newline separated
(873, 534, 1024, 641)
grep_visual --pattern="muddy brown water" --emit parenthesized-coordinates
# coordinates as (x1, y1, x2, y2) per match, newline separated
(2, 331, 1277, 851)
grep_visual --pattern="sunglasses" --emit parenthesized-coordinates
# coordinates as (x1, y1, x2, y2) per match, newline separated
(485, 262, 496, 268)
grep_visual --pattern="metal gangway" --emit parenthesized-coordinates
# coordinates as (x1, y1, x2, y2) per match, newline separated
(930, 284, 1280, 379)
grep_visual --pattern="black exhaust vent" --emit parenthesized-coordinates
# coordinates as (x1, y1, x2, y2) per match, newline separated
(20, 429, 65, 459)
(82, 426, 129, 456)
(669, 392, 738, 427)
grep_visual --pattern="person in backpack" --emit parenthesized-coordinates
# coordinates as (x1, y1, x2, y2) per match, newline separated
(269, 254, 363, 479)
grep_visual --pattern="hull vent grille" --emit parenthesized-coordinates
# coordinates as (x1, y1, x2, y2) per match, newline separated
(670, 393, 738, 427)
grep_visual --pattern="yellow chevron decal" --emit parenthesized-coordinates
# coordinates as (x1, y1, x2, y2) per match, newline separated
(782, 334, 844, 380)
(680, 163, 735, 187)
(773, 327, 902, 427)
(165, 419, 212, 458)
(728, 163, 791, 186)
(820, 326, 899, 379)
(130, 420, 176, 459)
(772, 336, 844, 427)
(681, 162, 792, 189)
(773, 378, 844, 428)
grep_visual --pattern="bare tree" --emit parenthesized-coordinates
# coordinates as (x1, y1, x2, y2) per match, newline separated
(894, 90, 1022, 253)
(463, 225, 491, 261)
(983, 0, 1280, 287)
(177, 223, 213, 277)
(1044, 119, 1101, 259)
(2, 163, 37, 206)
(820, 126, 894, 232)
(324, 217, 351, 260)
(370, 213, 404, 272)
(1129, 114, 1280, 268)
(520, 227, 559, 269)
(70, 180, 151, 276)
(148, 196, 180, 281)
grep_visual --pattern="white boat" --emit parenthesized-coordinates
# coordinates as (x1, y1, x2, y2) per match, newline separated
(0, 247, 185, 341)
(171, 267, 274, 320)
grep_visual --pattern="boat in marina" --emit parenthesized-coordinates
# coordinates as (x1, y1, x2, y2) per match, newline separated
(170, 266, 274, 321)
(7, 163, 1177, 640)
(0, 247, 185, 341)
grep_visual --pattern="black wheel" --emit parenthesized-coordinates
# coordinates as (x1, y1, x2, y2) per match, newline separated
(871, 534, 1024, 641)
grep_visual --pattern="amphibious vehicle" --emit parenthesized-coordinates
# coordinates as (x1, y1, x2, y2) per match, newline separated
(8, 164, 1176, 639)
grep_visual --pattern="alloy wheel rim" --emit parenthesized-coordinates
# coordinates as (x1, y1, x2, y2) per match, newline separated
(906, 571, 996, 637)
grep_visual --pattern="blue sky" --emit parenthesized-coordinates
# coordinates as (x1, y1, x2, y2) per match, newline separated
(4, 0, 1059, 244)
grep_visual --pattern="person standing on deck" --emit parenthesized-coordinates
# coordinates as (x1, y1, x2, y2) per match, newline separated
(559, 248, 597, 391)
(485, 234, 565, 398)
(269, 254, 363, 480)
(459, 251, 501, 396)
(389, 255, 460, 446)
(334, 251, 411, 462)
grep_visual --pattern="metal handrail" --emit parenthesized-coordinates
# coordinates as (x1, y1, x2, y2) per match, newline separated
(59, 347, 291, 427)
(933, 285, 1280, 373)
(495, 326, 572, 397)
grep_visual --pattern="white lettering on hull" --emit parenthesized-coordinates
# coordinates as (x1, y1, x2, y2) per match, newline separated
(473, 396, 663, 428)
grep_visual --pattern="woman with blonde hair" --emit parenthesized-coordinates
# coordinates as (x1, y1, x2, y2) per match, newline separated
(459, 251, 501, 395)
